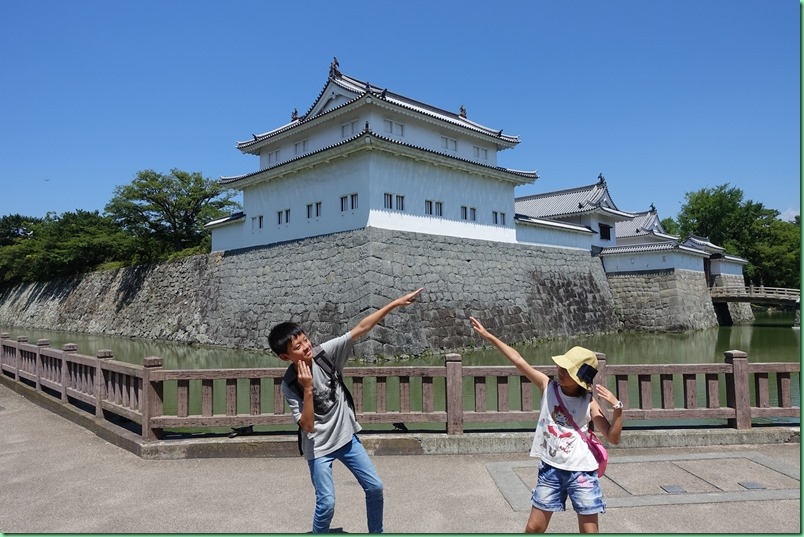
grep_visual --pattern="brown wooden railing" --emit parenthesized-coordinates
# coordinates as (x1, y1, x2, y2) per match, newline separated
(1, 333, 799, 442)
(709, 285, 800, 305)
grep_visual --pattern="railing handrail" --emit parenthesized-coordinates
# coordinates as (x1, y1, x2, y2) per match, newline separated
(709, 285, 800, 298)
(1, 333, 800, 443)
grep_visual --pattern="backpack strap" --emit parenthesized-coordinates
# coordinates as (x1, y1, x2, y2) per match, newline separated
(284, 345, 356, 455)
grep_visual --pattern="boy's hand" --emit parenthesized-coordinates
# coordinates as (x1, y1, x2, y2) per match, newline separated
(395, 288, 424, 307)
(351, 287, 424, 340)
(296, 360, 313, 390)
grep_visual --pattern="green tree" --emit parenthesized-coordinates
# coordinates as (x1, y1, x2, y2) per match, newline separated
(752, 217, 800, 288)
(0, 210, 134, 285)
(0, 213, 41, 247)
(675, 183, 799, 288)
(660, 217, 679, 236)
(105, 169, 239, 257)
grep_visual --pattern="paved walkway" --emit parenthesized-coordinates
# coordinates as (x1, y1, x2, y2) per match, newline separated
(0, 382, 800, 534)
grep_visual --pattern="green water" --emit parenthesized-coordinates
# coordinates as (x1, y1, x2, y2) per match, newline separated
(1, 312, 799, 368)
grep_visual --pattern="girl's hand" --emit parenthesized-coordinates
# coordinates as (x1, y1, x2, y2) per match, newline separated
(469, 317, 494, 341)
(594, 384, 620, 407)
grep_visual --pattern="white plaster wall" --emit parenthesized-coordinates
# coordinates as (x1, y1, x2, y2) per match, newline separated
(515, 224, 592, 250)
(602, 250, 705, 273)
(710, 258, 745, 276)
(256, 107, 499, 173)
(213, 149, 519, 250)
(232, 155, 371, 249)
(366, 150, 514, 224)
(365, 108, 498, 166)
(210, 220, 245, 252)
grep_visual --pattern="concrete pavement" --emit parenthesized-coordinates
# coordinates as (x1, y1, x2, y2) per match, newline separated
(0, 381, 800, 534)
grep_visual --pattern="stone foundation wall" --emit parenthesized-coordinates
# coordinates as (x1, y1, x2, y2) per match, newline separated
(0, 229, 623, 359)
(0, 228, 729, 358)
(711, 273, 755, 324)
(606, 269, 718, 331)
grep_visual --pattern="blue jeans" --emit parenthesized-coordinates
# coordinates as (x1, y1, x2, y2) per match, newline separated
(308, 434, 384, 533)
(531, 461, 606, 515)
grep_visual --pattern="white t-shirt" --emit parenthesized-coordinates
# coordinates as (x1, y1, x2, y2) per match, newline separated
(530, 379, 598, 472)
(282, 332, 361, 460)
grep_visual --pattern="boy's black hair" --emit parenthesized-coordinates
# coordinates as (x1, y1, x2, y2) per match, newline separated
(268, 321, 305, 356)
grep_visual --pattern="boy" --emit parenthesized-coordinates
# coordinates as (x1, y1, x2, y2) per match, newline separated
(268, 288, 423, 534)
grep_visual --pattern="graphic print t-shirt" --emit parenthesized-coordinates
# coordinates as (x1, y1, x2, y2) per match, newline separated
(282, 333, 360, 460)
(530, 380, 597, 471)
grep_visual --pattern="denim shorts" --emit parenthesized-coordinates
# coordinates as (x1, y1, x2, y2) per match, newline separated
(531, 461, 606, 515)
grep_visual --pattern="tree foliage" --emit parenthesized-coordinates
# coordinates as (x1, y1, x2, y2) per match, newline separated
(0, 169, 240, 287)
(0, 213, 41, 247)
(105, 169, 239, 255)
(669, 184, 800, 288)
(0, 210, 134, 284)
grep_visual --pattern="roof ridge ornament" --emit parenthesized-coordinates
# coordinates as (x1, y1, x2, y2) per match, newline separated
(329, 56, 341, 78)
(598, 173, 605, 184)
(291, 108, 298, 121)
(459, 105, 467, 118)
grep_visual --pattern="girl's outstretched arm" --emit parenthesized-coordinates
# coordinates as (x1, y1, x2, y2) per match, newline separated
(469, 317, 549, 391)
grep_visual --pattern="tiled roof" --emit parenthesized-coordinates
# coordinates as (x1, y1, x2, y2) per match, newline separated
(514, 177, 636, 220)
(598, 242, 710, 257)
(514, 214, 594, 233)
(720, 254, 749, 264)
(237, 68, 520, 151)
(616, 208, 669, 238)
(221, 127, 537, 186)
(682, 234, 724, 253)
(204, 211, 245, 228)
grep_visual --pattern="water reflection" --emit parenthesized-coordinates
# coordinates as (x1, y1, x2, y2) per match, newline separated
(0, 326, 285, 369)
(1, 312, 798, 369)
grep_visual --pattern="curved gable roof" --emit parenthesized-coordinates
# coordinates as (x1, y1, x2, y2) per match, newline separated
(222, 127, 537, 186)
(616, 206, 672, 238)
(236, 63, 520, 152)
(514, 176, 636, 221)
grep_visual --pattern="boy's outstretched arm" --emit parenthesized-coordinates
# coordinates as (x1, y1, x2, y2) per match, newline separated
(469, 317, 549, 391)
(350, 288, 424, 340)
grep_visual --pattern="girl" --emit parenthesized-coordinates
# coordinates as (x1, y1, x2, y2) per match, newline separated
(469, 317, 623, 533)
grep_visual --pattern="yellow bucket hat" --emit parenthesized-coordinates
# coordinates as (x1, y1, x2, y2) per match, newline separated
(551, 346, 599, 390)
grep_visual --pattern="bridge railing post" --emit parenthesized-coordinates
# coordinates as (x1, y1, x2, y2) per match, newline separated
(36, 339, 49, 391)
(593, 353, 608, 422)
(141, 356, 164, 441)
(62, 343, 78, 402)
(0, 333, 7, 373)
(724, 350, 751, 429)
(445, 353, 464, 435)
(95, 349, 113, 418)
(15, 336, 27, 381)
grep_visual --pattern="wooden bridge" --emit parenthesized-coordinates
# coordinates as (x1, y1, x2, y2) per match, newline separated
(0, 333, 799, 449)
(710, 286, 800, 307)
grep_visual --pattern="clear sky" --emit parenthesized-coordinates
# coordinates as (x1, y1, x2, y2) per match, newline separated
(1, 0, 799, 223)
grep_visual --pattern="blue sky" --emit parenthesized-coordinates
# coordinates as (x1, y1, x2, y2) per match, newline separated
(1, 0, 799, 223)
